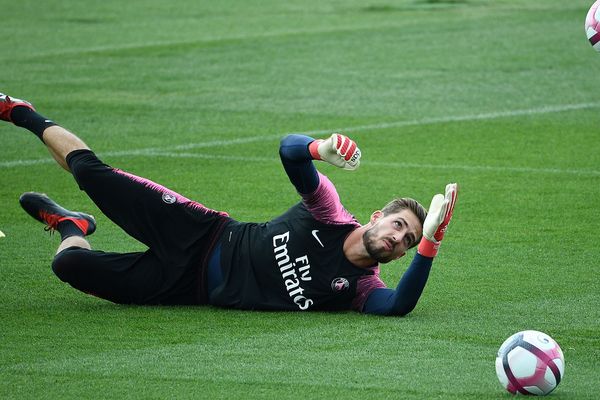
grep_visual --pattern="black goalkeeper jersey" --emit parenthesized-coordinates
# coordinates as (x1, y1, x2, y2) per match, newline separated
(208, 202, 382, 311)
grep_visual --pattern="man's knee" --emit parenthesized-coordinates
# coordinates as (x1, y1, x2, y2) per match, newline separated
(65, 149, 109, 189)
(52, 247, 87, 282)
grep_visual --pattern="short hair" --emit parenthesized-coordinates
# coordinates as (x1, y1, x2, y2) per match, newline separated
(380, 198, 427, 248)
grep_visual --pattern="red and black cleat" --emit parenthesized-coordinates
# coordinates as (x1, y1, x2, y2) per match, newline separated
(19, 192, 96, 236)
(0, 93, 35, 122)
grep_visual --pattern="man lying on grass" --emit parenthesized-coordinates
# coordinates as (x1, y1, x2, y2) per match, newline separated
(1, 92, 457, 316)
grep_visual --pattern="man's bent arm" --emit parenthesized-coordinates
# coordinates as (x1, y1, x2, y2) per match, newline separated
(279, 134, 320, 194)
(362, 253, 433, 316)
(279, 134, 359, 226)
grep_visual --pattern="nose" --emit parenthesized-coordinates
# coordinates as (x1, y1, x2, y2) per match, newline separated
(392, 232, 404, 244)
(392, 230, 409, 247)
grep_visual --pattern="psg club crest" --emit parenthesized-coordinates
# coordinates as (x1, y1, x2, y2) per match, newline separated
(162, 193, 177, 204)
(331, 277, 349, 292)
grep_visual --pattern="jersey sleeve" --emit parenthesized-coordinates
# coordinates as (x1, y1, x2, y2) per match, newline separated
(361, 253, 433, 316)
(351, 266, 387, 311)
(279, 134, 320, 195)
(301, 172, 360, 227)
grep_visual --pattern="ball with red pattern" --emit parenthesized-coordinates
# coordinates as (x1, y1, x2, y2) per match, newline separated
(586, 0, 600, 51)
(495, 330, 565, 396)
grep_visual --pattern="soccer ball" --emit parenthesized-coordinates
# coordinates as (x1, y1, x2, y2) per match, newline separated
(586, 0, 600, 51)
(495, 330, 565, 396)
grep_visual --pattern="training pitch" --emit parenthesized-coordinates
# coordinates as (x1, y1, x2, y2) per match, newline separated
(1, 0, 599, 398)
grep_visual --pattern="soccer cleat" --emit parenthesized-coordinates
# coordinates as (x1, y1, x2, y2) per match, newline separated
(0, 93, 35, 122)
(19, 192, 96, 236)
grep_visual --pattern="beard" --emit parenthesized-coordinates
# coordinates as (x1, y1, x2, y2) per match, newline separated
(362, 225, 394, 264)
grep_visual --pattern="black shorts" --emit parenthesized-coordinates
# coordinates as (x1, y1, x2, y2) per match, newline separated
(52, 150, 228, 305)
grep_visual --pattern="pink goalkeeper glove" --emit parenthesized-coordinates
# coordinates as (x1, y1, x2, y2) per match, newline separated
(418, 183, 458, 258)
(308, 133, 361, 170)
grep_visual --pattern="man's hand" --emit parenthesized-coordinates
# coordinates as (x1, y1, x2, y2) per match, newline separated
(309, 133, 361, 170)
(417, 183, 458, 258)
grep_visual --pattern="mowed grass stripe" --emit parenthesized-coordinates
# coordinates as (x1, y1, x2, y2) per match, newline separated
(5, 333, 496, 393)
(6, 1, 558, 62)
(2, 100, 599, 174)
(11, 22, 425, 61)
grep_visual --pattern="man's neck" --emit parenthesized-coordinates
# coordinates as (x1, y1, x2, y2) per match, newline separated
(343, 226, 376, 268)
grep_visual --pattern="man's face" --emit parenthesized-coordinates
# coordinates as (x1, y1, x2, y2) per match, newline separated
(362, 209, 423, 263)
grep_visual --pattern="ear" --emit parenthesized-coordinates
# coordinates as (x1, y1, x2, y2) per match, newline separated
(395, 251, 406, 260)
(370, 210, 384, 224)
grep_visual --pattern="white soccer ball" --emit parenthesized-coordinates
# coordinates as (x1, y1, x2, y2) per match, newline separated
(586, 0, 600, 51)
(495, 330, 565, 396)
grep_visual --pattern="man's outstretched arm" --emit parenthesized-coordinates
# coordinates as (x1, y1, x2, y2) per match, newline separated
(362, 183, 459, 316)
(362, 254, 432, 316)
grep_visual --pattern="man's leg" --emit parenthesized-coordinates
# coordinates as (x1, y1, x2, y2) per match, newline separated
(18, 191, 179, 304)
(42, 125, 90, 172)
(51, 246, 171, 304)
(3, 92, 228, 252)
(4, 93, 225, 304)
(2, 93, 159, 247)
(1, 93, 88, 172)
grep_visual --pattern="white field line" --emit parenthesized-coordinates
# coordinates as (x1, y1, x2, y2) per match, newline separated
(129, 101, 600, 153)
(2, 102, 600, 177)
(138, 151, 600, 177)
(6, 150, 599, 176)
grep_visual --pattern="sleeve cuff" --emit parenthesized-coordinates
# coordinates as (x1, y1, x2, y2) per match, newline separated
(308, 140, 323, 160)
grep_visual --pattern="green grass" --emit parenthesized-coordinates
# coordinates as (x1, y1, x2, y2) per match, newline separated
(1, 0, 600, 398)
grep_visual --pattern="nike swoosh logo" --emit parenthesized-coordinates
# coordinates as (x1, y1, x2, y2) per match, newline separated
(311, 229, 324, 248)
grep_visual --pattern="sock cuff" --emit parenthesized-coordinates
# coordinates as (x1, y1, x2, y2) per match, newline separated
(57, 219, 86, 241)
(10, 106, 57, 142)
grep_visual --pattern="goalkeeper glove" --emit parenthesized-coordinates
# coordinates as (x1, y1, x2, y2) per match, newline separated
(417, 183, 458, 258)
(308, 133, 361, 170)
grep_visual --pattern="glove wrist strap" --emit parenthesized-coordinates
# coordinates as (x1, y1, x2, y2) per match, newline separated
(418, 238, 440, 258)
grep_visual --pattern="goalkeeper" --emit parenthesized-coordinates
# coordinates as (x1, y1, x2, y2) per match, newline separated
(1, 93, 458, 316)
